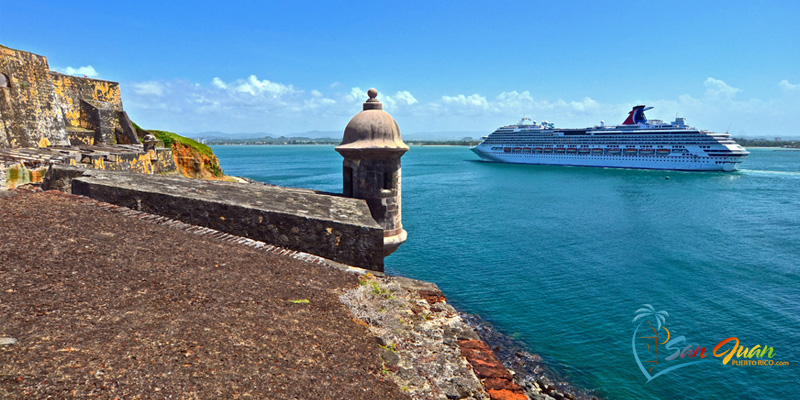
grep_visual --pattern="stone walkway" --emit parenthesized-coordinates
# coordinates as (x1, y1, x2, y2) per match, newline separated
(0, 189, 407, 399)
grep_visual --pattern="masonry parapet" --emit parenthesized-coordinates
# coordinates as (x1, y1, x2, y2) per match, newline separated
(43, 165, 387, 271)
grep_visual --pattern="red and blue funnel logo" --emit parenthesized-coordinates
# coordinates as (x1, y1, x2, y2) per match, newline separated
(622, 105, 654, 125)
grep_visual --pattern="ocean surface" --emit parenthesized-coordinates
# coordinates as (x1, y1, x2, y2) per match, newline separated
(212, 145, 799, 400)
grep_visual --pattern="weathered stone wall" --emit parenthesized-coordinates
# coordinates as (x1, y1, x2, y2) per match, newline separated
(0, 44, 138, 148)
(80, 98, 118, 144)
(49, 71, 122, 134)
(43, 166, 386, 270)
(342, 154, 407, 256)
(49, 72, 138, 145)
(67, 127, 95, 146)
(0, 45, 70, 148)
(1, 145, 177, 189)
(344, 156, 403, 236)
(1, 163, 49, 189)
(48, 71, 122, 129)
(78, 148, 176, 175)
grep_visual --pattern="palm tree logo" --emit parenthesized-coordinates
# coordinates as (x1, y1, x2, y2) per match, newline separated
(632, 304, 706, 382)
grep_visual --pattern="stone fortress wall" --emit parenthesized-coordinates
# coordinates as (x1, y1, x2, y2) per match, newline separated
(49, 71, 123, 126)
(1, 44, 406, 271)
(0, 44, 139, 149)
(0, 45, 70, 147)
(49, 71, 139, 146)
(0, 44, 175, 188)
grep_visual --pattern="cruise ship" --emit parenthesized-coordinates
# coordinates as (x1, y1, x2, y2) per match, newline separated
(470, 105, 749, 171)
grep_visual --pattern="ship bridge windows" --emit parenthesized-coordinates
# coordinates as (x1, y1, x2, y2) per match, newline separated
(0, 73, 9, 88)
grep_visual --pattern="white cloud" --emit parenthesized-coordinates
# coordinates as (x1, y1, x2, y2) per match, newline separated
(211, 77, 227, 89)
(704, 77, 740, 99)
(383, 90, 418, 109)
(778, 80, 800, 91)
(121, 76, 800, 138)
(392, 90, 418, 105)
(232, 75, 296, 97)
(569, 97, 598, 111)
(304, 97, 336, 110)
(59, 65, 98, 77)
(348, 87, 366, 103)
(495, 90, 534, 108)
(441, 94, 489, 108)
(132, 81, 165, 96)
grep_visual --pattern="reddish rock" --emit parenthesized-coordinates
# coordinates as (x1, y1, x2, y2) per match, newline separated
(418, 290, 446, 304)
(458, 339, 528, 400)
(458, 339, 489, 352)
(458, 340, 512, 379)
(487, 388, 529, 400)
(483, 377, 520, 391)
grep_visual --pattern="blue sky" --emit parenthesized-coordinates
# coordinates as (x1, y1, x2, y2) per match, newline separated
(3, 1, 799, 138)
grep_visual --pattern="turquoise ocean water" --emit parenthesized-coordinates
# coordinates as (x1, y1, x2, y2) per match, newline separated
(212, 145, 799, 399)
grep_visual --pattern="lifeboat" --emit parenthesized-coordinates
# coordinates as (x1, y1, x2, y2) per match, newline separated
(640, 149, 655, 155)
(513, 147, 522, 152)
(657, 149, 670, 155)
(555, 148, 566, 153)
(566, 148, 578, 153)
(543, 148, 554, 153)
(523, 147, 532, 153)
(608, 148, 621, 154)
(592, 148, 603, 153)
(578, 148, 591, 153)
(504, 147, 511, 152)
(534, 147, 543, 153)
(624, 148, 638, 154)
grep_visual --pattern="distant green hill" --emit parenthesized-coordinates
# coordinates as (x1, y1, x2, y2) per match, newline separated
(735, 138, 800, 148)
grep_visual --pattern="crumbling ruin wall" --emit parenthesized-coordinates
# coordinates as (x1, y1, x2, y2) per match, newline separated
(0, 45, 70, 148)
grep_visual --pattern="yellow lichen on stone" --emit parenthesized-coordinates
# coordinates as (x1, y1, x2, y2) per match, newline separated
(128, 153, 155, 174)
(92, 157, 106, 170)
(4, 163, 47, 188)
(30, 168, 45, 183)
(49, 72, 122, 129)
(38, 137, 51, 148)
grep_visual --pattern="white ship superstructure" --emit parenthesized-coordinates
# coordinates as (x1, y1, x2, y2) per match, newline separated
(470, 105, 749, 171)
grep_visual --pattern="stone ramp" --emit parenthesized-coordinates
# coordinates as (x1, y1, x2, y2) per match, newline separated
(45, 165, 386, 270)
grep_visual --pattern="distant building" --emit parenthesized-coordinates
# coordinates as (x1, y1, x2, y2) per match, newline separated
(775, 137, 782, 142)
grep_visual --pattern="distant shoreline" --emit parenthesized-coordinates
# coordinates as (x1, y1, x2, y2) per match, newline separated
(206, 141, 479, 147)
(204, 139, 798, 148)
(409, 144, 472, 147)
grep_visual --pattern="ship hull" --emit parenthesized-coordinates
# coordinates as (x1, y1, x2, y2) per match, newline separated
(470, 146, 743, 172)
